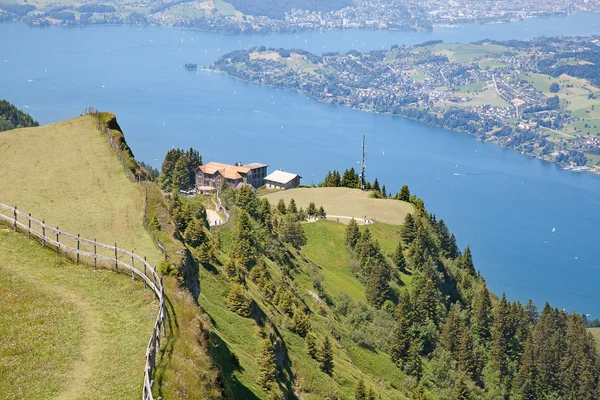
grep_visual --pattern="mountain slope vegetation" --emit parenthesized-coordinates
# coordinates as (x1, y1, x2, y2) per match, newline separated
(0, 99, 38, 131)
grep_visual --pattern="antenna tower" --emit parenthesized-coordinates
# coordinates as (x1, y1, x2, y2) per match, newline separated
(360, 134, 366, 190)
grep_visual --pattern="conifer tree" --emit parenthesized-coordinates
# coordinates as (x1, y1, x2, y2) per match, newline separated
(185, 147, 202, 186)
(320, 336, 334, 375)
(183, 217, 207, 248)
(230, 209, 255, 269)
(471, 283, 493, 342)
(405, 340, 423, 381)
(491, 294, 509, 378)
(401, 213, 417, 244)
(306, 332, 318, 359)
(287, 198, 298, 214)
(372, 178, 380, 193)
(291, 309, 311, 337)
(306, 201, 317, 216)
(455, 374, 471, 400)
(345, 218, 360, 249)
(259, 197, 273, 229)
(257, 338, 277, 391)
(513, 333, 538, 400)
(382, 185, 387, 198)
(398, 185, 411, 201)
(332, 170, 342, 186)
(172, 154, 191, 190)
(391, 293, 413, 368)
(560, 313, 598, 399)
(355, 380, 367, 400)
(460, 246, 476, 275)
(392, 242, 406, 271)
(317, 206, 326, 218)
(276, 198, 286, 214)
(457, 329, 477, 381)
(440, 302, 463, 355)
(279, 214, 307, 249)
(227, 284, 251, 317)
(366, 262, 390, 308)
(160, 148, 184, 191)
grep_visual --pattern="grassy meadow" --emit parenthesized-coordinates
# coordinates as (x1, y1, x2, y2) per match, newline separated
(0, 228, 155, 400)
(0, 114, 222, 399)
(0, 115, 161, 265)
(261, 187, 414, 225)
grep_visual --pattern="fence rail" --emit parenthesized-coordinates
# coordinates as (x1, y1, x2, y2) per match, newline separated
(0, 203, 165, 400)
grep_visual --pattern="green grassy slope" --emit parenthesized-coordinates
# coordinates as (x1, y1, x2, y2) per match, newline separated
(0, 228, 155, 400)
(204, 213, 412, 400)
(0, 115, 159, 265)
(0, 114, 222, 399)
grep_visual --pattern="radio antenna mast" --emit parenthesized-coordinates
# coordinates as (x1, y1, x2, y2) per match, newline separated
(360, 134, 366, 190)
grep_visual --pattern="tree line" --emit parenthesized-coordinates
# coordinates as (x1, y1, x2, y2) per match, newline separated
(0, 99, 39, 131)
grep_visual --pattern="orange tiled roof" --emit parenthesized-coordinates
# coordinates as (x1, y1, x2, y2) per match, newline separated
(199, 162, 250, 180)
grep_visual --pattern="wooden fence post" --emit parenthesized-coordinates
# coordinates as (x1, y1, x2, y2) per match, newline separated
(144, 257, 147, 288)
(94, 239, 97, 269)
(114, 243, 118, 272)
(13, 206, 17, 232)
(56, 227, 59, 255)
(28, 213, 31, 239)
(77, 234, 80, 265)
(131, 250, 135, 281)
(42, 220, 46, 247)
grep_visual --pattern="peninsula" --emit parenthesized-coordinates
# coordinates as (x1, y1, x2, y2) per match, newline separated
(211, 36, 600, 172)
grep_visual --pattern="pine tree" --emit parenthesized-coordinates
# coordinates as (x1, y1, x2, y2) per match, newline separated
(392, 242, 406, 271)
(320, 336, 334, 375)
(183, 217, 207, 247)
(365, 262, 390, 308)
(259, 197, 273, 229)
(391, 293, 413, 368)
(186, 147, 202, 187)
(398, 185, 411, 201)
(306, 332, 318, 359)
(404, 340, 423, 381)
(279, 214, 307, 249)
(306, 201, 317, 216)
(276, 198, 286, 214)
(227, 284, 251, 317)
(560, 313, 598, 399)
(257, 338, 277, 391)
(471, 283, 493, 342)
(172, 154, 191, 191)
(455, 374, 471, 400)
(160, 148, 184, 191)
(457, 329, 476, 381)
(513, 333, 538, 400)
(317, 206, 326, 218)
(401, 213, 417, 244)
(332, 170, 341, 187)
(291, 309, 311, 337)
(287, 198, 298, 214)
(345, 218, 360, 249)
(230, 209, 255, 269)
(372, 178, 380, 192)
(491, 294, 509, 378)
(440, 302, 463, 355)
(459, 246, 476, 275)
(355, 379, 367, 400)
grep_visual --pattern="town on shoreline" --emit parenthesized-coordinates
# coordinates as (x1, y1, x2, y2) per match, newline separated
(210, 36, 600, 174)
(1, 0, 599, 33)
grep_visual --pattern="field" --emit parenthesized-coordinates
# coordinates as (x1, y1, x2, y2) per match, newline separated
(0, 115, 160, 265)
(429, 43, 508, 63)
(589, 328, 600, 349)
(0, 228, 155, 400)
(261, 187, 414, 225)
(0, 114, 221, 399)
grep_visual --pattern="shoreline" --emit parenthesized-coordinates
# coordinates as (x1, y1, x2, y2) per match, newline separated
(208, 67, 600, 176)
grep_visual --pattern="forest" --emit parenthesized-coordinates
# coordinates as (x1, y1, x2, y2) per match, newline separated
(0, 99, 38, 131)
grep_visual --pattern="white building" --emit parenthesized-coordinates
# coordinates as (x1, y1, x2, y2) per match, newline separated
(264, 170, 302, 190)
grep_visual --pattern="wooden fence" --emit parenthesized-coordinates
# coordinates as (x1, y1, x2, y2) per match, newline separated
(0, 203, 166, 400)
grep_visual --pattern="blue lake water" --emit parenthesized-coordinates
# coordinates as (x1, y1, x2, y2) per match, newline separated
(1, 13, 600, 314)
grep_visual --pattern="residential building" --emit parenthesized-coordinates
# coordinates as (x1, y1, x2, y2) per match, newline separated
(264, 170, 302, 190)
(195, 161, 269, 190)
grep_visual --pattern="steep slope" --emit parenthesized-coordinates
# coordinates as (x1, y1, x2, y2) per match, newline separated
(0, 113, 222, 399)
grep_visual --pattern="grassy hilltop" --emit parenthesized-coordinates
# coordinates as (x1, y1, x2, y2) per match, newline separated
(0, 113, 221, 399)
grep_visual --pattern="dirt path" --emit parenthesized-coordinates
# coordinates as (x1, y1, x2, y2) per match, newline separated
(206, 209, 223, 227)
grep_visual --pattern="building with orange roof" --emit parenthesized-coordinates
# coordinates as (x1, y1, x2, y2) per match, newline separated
(196, 161, 268, 190)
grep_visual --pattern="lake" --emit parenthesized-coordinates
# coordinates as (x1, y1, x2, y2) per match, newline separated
(1, 13, 599, 314)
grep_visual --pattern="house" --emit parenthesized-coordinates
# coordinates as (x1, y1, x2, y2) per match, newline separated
(195, 161, 269, 190)
(264, 170, 302, 190)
